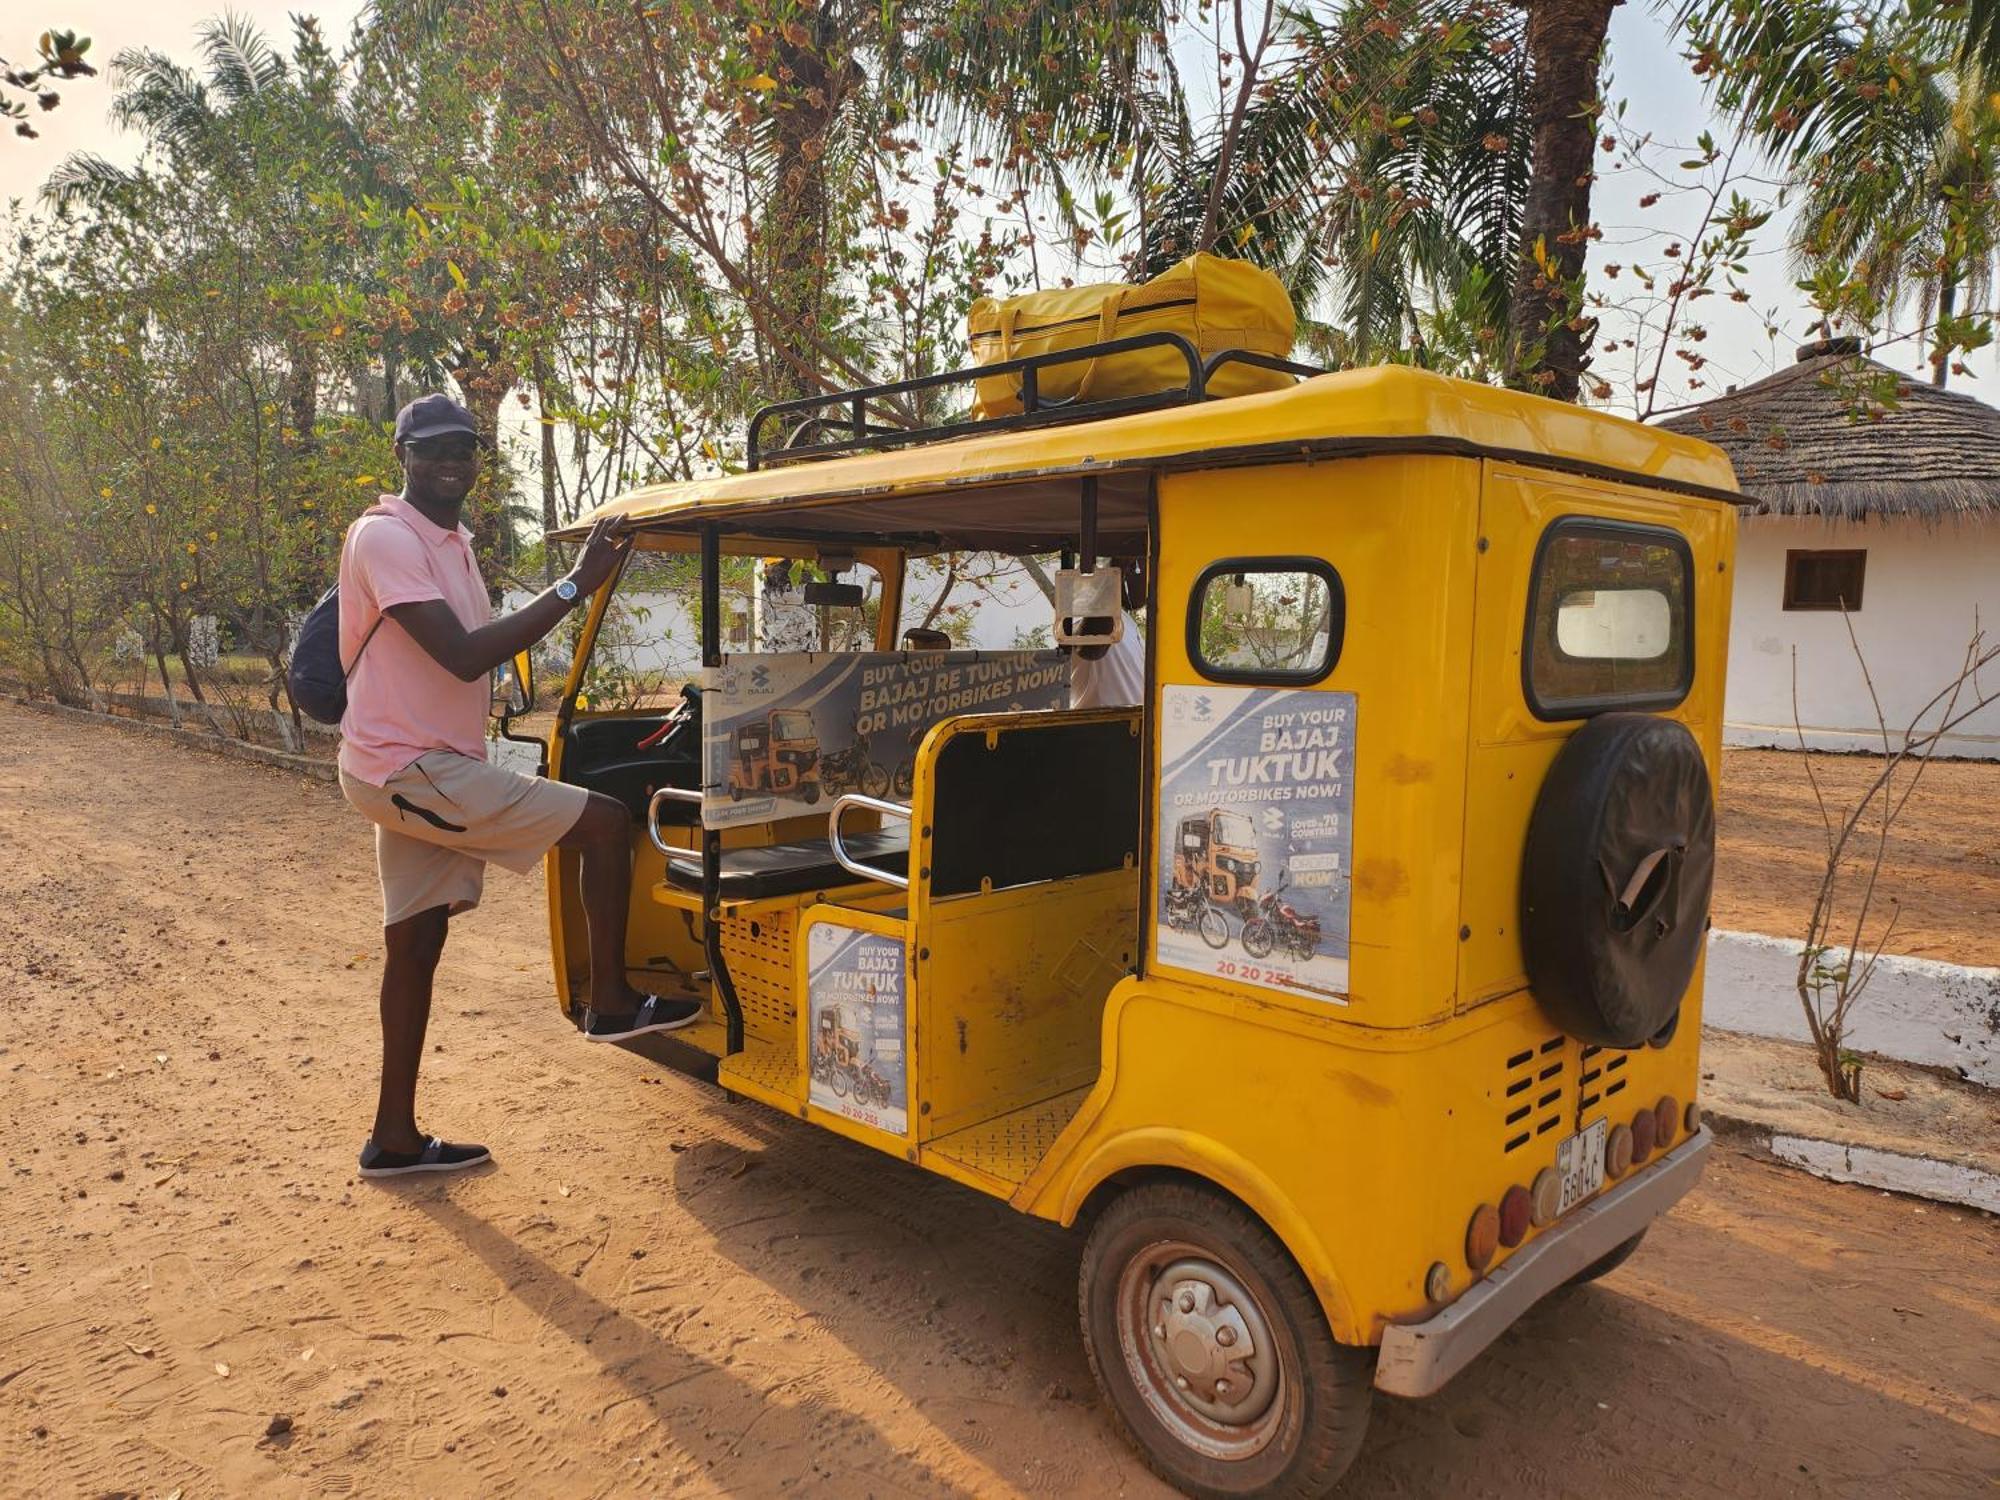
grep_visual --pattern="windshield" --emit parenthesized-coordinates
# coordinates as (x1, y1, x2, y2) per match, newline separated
(772, 711, 816, 740)
(1214, 811, 1255, 849)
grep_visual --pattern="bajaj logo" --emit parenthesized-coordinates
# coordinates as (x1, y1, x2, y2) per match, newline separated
(750, 665, 771, 691)
(1191, 694, 1214, 721)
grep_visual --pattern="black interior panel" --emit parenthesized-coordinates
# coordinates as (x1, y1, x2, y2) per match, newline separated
(930, 718, 1140, 897)
(561, 713, 701, 821)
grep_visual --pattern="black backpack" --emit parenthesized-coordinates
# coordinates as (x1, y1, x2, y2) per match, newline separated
(287, 584, 383, 725)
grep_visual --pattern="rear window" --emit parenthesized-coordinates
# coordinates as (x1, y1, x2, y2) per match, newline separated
(1525, 519, 1692, 719)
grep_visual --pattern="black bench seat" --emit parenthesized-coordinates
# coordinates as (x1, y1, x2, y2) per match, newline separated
(662, 831, 911, 901)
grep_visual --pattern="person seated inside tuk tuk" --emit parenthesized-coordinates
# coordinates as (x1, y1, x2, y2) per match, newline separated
(1067, 556, 1145, 709)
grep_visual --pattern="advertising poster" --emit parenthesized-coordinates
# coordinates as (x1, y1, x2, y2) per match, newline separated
(702, 650, 1069, 828)
(806, 923, 909, 1134)
(1155, 684, 1355, 1002)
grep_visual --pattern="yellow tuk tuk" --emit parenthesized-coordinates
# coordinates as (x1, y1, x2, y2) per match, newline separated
(531, 335, 1741, 1496)
(1175, 806, 1264, 916)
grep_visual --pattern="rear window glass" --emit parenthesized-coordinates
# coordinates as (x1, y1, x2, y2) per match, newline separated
(1525, 520, 1692, 719)
(1189, 557, 1344, 683)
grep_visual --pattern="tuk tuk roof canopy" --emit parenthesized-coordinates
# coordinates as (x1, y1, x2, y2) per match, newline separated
(555, 365, 1741, 555)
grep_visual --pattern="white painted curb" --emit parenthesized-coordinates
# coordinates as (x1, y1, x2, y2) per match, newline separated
(1704, 930, 1999, 1087)
(1768, 1134, 2000, 1216)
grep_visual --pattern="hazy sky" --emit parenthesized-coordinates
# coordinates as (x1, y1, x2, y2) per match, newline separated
(4, 2, 1981, 415)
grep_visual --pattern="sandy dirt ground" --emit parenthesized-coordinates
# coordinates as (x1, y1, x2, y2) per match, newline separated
(1715, 748, 2000, 967)
(1, 701, 1997, 1500)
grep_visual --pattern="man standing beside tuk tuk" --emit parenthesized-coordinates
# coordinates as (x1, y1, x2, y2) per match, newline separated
(334, 393, 700, 1178)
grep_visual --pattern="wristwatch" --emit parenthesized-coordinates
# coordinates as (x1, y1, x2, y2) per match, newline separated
(554, 577, 581, 607)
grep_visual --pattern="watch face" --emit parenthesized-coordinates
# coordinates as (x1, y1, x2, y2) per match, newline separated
(556, 579, 578, 602)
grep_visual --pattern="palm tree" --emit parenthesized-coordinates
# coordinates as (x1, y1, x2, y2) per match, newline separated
(1678, 0, 1996, 386)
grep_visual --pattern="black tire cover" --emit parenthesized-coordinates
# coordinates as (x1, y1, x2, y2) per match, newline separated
(1520, 713, 1715, 1048)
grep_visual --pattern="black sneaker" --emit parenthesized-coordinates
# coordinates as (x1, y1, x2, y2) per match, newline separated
(583, 994, 704, 1042)
(358, 1135, 492, 1178)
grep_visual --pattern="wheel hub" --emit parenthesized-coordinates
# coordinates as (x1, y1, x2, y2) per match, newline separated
(1145, 1259, 1279, 1426)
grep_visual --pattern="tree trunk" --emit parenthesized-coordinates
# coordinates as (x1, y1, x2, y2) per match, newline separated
(535, 353, 560, 585)
(1505, 0, 1616, 402)
(761, 18, 845, 403)
(1931, 276, 1956, 387)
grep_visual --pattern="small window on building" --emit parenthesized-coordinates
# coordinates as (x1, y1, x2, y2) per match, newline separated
(1783, 549, 1865, 612)
(1188, 557, 1344, 683)
(1525, 519, 1693, 719)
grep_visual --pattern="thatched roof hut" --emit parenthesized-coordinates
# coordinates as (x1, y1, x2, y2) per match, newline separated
(1657, 337, 2000, 523)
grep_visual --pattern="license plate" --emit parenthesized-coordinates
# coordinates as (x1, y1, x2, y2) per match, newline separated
(1556, 1119, 1608, 1215)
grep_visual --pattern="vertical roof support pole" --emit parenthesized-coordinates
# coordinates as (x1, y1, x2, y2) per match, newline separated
(699, 523, 746, 1056)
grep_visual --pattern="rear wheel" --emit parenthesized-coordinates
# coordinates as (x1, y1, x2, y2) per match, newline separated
(862, 761, 890, 797)
(1564, 1228, 1647, 1288)
(1079, 1181, 1372, 1499)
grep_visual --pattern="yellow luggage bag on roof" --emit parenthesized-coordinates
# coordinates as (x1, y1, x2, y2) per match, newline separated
(967, 252, 1296, 418)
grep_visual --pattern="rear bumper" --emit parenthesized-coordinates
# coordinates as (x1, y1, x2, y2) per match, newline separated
(1374, 1126, 1713, 1398)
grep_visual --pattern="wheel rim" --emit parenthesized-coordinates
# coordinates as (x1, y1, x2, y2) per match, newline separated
(1115, 1240, 1288, 1462)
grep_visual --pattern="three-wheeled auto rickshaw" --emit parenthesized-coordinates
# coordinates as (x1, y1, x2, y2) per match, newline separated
(518, 331, 1742, 1497)
(1174, 807, 1264, 917)
(725, 707, 822, 803)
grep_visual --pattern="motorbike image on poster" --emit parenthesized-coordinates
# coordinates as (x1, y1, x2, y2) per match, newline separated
(702, 651, 1069, 829)
(806, 924, 909, 1134)
(1155, 684, 1354, 1002)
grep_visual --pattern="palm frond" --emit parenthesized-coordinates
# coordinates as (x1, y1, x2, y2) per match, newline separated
(199, 12, 288, 102)
(40, 153, 146, 212)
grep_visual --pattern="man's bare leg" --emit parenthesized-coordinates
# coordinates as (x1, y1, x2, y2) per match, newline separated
(556, 790, 650, 1017)
(373, 904, 449, 1155)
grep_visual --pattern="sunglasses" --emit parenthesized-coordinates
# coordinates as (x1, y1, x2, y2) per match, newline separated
(408, 435, 480, 461)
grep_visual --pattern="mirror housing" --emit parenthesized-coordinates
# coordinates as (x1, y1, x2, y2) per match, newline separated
(803, 580, 865, 608)
(491, 650, 533, 721)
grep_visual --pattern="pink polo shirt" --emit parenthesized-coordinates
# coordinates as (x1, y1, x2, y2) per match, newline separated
(336, 493, 492, 785)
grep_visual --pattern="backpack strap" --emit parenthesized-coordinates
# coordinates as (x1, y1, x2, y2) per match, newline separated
(339, 506, 429, 681)
(341, 612, 385, 681)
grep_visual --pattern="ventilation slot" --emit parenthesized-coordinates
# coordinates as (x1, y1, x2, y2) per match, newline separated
(1578, 1045, 1630, 1113)
(1502, 1034, 1568, 1153)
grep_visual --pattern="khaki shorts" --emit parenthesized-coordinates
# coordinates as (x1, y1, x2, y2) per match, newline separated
(340, 751, 590, 927)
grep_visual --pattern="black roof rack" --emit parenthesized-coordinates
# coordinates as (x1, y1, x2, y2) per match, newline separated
(745, 336, 1325, 471)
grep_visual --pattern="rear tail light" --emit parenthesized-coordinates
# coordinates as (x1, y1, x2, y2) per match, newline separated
(1606, 1123, 1634, 1178)
(1425, 1261, 1452, 1303)
(1630, 1105, 1657, 1165)
(1529, 1167, 1560, 1228)
(1654, 1095, 1679, 1149)
(1685, 1100, 1702, 1134)
(1466, 1204, 1499, 1271)
(1498, 1185, 1532, 1248)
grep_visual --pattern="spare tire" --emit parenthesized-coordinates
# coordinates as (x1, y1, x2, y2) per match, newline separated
(1520, 713, 1714, 1048)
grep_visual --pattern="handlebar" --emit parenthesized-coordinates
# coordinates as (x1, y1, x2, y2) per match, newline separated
(827, 793, 913, 889)
(646, 785, 703, 855)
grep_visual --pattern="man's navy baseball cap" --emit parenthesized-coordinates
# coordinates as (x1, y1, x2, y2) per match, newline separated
(393, 393, 485, 446)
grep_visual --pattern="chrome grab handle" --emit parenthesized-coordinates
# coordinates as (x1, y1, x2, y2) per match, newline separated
(828, 793, 912, 889)
(646, 785, 704, 856)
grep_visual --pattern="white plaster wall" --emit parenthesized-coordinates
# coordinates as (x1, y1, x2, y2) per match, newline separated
(1724, 515, 2000, 758)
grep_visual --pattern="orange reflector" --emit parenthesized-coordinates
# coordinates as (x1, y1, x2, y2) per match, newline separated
(1466, 1203, 1500, 1271)
(1654, 1095, 1679, 1149)
(1606, 1123, 1634, 1178)
(1630, 1105, 1657, 1165)
(1498, 1185, 1532, 1248)
(1685, 1100, 1702, 1135)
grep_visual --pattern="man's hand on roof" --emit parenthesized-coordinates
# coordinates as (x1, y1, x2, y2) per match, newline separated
(568, 515, 631, 594)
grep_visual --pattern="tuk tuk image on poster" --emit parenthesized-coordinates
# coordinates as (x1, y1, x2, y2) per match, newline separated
(1155, 684, 1354, 1001)
(806, 923, 909, 1134)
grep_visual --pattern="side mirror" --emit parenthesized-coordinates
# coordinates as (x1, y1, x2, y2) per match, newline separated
(803, 580, 865, 607)
(491, 650, 533, 720)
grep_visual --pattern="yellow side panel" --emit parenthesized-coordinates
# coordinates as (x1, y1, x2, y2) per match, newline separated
(917, 868, 1138, 1139)
(1150, 457, 1481, 1028)
(1457, 466, 1737, 1007)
